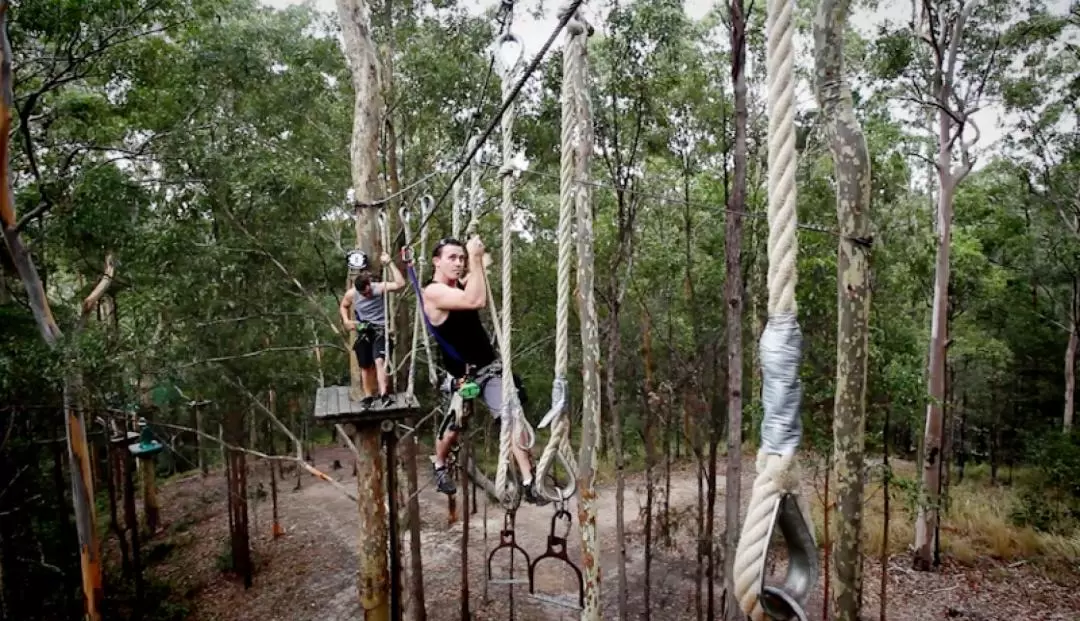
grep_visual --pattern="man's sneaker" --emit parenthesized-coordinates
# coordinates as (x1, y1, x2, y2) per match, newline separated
(377, 393, 395, 408)
(433, 465, 456, 495)
(359, 395, 375, 408)
(521, 480, 550, 506)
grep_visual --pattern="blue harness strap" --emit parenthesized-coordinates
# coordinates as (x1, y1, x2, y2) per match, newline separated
(406, 262, 468, 365)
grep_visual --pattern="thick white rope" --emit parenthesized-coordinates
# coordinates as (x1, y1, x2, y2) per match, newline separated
(401, 206, 416, 395)
(731, 0, 810, 618)
(466, 133, 481, 236)
(493, 29, 527, 509)
(405, 199, 438, 397)
(417, 196, 438, 389)
(532, 11, 586, 504)
(378, 210, 395, 379)
(452, 175, 462, 239)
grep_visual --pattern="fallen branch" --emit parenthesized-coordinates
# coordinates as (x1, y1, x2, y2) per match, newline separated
(176, 344, 345, 369)
(144, 418, 357, 502)
(228, 376, 358, 503)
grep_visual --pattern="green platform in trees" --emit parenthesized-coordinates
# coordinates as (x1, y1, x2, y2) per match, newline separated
(313, 386, 421, 424)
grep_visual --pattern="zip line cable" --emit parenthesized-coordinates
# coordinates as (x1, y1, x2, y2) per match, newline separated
(472, 160, 872, 244)
(391, 0, 587, 250)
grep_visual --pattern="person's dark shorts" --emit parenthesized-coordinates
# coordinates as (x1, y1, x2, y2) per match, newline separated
(353, 326, 389, 368)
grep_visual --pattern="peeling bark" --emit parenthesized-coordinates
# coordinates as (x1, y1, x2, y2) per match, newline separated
(814, 0, 873, 617)
(567, 18, 602, 620)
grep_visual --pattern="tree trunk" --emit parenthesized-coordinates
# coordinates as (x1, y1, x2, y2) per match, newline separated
(64, 374, 105, 621)
(401, 420, 425, 621)
(880, 404, 890, 621)
(267, 394, 283, 538)
(567, 14, 601, 619)
(336, 0, 392, 615)
(912, 0, 979, 571)
(724, 0, 747, 616)
(914, 146, 954, 572)
(814, 0, 873, 615)
(642, 306, 656, 621)
(226, 410, 252, 588)
(606, 317, 627, 620)
(1065, 318, 1076, 433)
(106, 439, 131, 575)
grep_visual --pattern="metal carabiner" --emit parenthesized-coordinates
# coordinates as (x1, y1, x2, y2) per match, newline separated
(486, 510, 531, 586)
(527, 505, 583, 610)
(758, 492, 818, 621)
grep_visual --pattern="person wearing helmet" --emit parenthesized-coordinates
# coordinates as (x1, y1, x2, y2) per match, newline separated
(339, 251, 406, 405)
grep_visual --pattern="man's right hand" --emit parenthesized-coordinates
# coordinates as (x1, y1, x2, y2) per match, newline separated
(344, 320, 357, 330)
(467, 235, 484, 258)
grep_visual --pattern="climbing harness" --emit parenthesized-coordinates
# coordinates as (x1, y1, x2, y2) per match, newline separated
(731, 0, 819, 619)
(527, 493, 584, 610)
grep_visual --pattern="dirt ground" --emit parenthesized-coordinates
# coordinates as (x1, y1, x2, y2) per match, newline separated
(130, 443, 1080, 621)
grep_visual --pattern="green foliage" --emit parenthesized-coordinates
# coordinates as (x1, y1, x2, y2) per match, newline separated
(1011, 430, 1080, 534)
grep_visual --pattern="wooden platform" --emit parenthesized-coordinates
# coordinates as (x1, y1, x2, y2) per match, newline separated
(313, 387, 421, 424)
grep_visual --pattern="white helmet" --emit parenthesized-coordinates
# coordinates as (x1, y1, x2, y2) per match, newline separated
(346, 249, 369, 271)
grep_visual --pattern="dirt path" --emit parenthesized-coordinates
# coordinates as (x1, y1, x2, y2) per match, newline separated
(145, 444, 1080, 621)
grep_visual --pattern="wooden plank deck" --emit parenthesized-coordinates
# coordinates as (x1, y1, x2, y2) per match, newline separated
(312, 386, 421, 423)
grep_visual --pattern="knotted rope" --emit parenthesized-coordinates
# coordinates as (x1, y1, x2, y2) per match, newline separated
(532, 8, 587, 504)
(731, 0, 813, 618)
(491, 29, 531, 509)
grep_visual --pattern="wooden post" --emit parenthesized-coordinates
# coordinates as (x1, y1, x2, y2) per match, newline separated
(353, 425, 390, 620)
(122, 444, 143, 611)
(459, 429, 469, 620)
(139, 457, 159, 535)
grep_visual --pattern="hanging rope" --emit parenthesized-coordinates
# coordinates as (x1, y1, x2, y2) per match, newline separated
(731, 0, 815, 617)
(466, 133, 482, 236)
(378, 209, 396, 380)
(417, 196, 438, 389)
(492, 28, 527, 510)
(532, 8, 587, 504)
(452, 175, 463, 239)
(404, 199, 439, 396)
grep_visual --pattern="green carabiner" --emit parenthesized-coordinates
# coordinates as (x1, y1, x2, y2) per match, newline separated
(458, 381, 481, 400)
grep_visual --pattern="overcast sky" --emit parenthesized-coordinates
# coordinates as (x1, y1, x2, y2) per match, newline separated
(256, 0, 1076, 168)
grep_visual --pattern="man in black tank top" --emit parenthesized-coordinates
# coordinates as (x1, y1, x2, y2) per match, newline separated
(422, 236, 545, 505)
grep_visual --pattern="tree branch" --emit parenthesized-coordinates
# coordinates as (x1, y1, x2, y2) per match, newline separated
(228, 376, 358, 502)
(176, 345, 345, 369)
(151, 418, 357, 503)
(76, 252, 115, 332)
